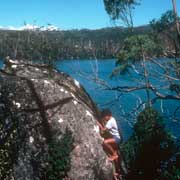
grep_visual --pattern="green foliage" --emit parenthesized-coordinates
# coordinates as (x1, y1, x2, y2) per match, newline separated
(150, 10, 176, 33)
(110, 63, 131, 77)
(103, 0, 140, 28)
(103, 0, 140, 20)
(47, 128, 74, 180)
(121, 107, 178, 180)
(117, 34, 163, 63)
(110, 34, 163, 76)
(150, 10, 180, 53)
(162, 165, 180, 180)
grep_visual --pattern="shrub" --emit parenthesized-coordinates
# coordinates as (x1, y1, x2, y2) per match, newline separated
(121, 107, 177, 180)
(47, 128, 74, 180)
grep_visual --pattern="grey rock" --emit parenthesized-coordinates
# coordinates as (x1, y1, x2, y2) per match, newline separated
(0, 58, 113, 180)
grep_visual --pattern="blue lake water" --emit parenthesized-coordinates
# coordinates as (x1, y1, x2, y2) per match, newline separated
(55, 59, 180, 141)
(0, 59, 180, 141)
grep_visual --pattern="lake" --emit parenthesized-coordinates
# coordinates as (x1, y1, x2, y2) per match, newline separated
(55, 59, 180, 141)
(0, 59, 180, 141)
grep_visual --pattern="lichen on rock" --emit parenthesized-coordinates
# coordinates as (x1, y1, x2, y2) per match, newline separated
(0, 58, 113, 180)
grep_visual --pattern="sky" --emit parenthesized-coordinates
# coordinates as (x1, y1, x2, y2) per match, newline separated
(0, 0, 180, 30)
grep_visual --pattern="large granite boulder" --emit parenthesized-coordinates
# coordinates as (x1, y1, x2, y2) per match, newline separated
(0, 58, 113, 180)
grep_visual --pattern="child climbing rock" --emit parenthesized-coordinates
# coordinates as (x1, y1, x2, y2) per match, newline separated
(97, 109, 123, 178)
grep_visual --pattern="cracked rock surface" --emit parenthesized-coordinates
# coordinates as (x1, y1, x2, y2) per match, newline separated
(0, 58, 113, 180)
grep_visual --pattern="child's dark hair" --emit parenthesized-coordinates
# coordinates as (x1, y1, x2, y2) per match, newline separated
(101, 109, 112, 118)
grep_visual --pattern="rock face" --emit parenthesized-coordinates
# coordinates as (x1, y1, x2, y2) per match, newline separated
(0, 59, 113, 180)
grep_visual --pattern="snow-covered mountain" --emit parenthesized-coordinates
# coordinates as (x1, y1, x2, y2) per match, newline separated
(0, 24, 59, 31)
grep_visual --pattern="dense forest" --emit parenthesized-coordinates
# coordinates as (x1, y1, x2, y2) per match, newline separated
(0, 25, 153, 61)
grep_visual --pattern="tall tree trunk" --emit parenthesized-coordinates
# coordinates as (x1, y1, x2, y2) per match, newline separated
(172, 0, 180, 52)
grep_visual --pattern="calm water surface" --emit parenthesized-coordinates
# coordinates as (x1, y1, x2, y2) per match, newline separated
(55, 59, 180, 140)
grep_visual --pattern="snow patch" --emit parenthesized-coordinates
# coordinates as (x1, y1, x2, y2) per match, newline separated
(0, 24, 59, 31)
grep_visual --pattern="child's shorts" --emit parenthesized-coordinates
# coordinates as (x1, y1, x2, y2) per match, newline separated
(113, 135, 121, 145)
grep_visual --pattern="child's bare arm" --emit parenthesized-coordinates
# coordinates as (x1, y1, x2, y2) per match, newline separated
(97, 120, 106, 131)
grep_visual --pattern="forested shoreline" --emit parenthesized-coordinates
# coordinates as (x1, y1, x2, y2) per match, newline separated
(0, 25, 156, 61)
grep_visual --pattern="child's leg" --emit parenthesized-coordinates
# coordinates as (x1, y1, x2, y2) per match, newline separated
(103, 138, 118, 160)
(114, 154, 122, 174)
